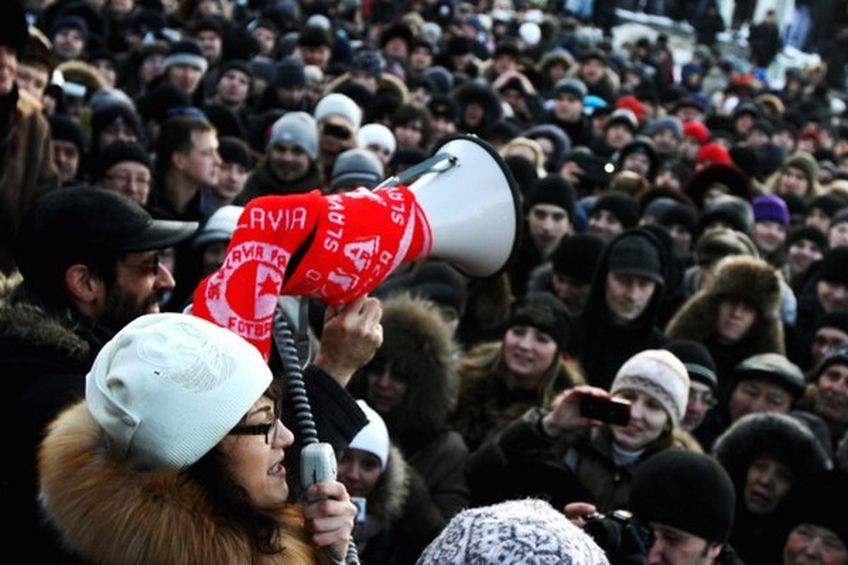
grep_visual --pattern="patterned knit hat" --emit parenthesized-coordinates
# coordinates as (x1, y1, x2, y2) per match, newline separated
(611, 349, 690, 427)
(417, 499, 609, 564)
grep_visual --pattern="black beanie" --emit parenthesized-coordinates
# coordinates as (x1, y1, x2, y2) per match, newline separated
(551, 234, 605, 284)
(607, 230, 665, 284)
(91, 141, 151, 181)
(819, 248, 848, 285)
(787, 226, 829, 253)
(217, 136, 250, 169)
(664, 339, 717, 392)
(138, 83, 190, 125)
(592, 191, 640, 228)
(91, 104, 143, 145)
(505, 155, 538, 196)
(658, 203, 697, 235)
(507, 292, 571, 351)
(630, 450, 736, 543)
(809, 194, 847, 218)
(815, 310, 848, 336)
(812, 345, 848, 382)
(525, 175, 576, 222)
(218, 59, 253, 82)
(48, 114, 85, 154)
(408, 261, 468, 316)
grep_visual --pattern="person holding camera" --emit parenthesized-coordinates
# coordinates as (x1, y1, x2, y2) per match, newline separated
(467, 349, 689, 511)
(566, 450, 740, 564)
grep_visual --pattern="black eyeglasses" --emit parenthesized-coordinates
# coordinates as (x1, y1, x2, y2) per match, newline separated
(228, 418, 283, 445)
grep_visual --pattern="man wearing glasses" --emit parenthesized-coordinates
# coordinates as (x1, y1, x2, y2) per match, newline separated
(665, 340, 720, 439)
(2, 187, 197, 557)
(91, 140, 153, 205)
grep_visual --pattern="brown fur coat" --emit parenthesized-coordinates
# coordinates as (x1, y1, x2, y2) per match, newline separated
(39, 402, 317, 565)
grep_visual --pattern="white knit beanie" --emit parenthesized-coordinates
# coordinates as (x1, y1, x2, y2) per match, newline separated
(357, 123, 396, 157)
(86, 313, 272, 470)
(348, 400, 390, 470)
(314, 93, 362, 130)
(610, 349, 690, 427)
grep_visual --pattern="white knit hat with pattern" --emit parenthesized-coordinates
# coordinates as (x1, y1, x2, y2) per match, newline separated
(611, 349, 690, 427)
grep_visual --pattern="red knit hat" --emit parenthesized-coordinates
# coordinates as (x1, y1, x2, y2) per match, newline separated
(683, 120, 709, 144)
(616, 95, 646, 125)
(696, 142, 731, 166)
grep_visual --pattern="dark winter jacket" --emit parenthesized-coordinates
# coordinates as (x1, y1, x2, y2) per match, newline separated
(240, 159, 324, 202)
(568, 229, 670, 389)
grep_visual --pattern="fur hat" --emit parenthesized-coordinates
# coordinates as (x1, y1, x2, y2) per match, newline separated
(86, 313, 272, 470)
(631, 451, 736, 543)
(418, 499, 609, 564)
(694, 227, 759, 264)
(713, 412, 831, 487)
(666, 256, 784, 354)
(611, 349, 690, 427)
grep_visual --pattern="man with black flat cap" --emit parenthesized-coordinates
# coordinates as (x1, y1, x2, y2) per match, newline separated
(0, 188, 197, 558)
(0, 0, 58, 275)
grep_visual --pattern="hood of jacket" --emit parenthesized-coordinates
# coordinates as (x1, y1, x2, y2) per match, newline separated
(666, 256, 784, 354)
(242, 158, 323, 201)
(351, 294, 458, 449)
(39, 402, 315, 565)
(367, 444, 411, 526)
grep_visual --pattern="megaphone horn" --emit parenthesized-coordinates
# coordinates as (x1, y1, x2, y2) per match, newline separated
(398, 135, 523, 278)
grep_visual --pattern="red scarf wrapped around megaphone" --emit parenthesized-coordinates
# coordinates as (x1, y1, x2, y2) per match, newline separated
(192, 185, 431, 359)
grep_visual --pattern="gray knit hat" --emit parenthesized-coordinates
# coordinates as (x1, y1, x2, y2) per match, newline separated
(611, 349, 690, 427)
(330, 148, 384, 190)
(646, 116, 683, 139)
(314, 93, 362, 130)
(268, 111, 318, 160)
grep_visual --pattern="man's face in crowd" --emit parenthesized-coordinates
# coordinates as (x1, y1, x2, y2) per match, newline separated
(554, 93, 583, 122)
(778, 166, 810, 198)
(814, 363, 848, 428)
(319, 117, 356, 156)
(54, 28, 85, 60)
(216, 161, 248, 202)
(527, 204, 571, 256)
(580, 58, 605, 83)
(605, 272, 656, 324)
(682, 380, 716, 432)
(589, 209, 624, 242)
(98, 250, 176, 332)
(52, 139, 80, 184)
(217, 69, 250, 106)
(409, 46, 432, 73)
(269, 141, 310, 183)
(655, 169, 683, 192)
(431, 116, 456, 142)
(728, 378, 793, 423)
(787, 238, 823, 276)
(551, 273, 591, 315)
(772, 130, 796, 154)
(101, 161, 152, 204)
(622, 151, 651, 177)
(744, 456, 794, 515)
(647, 522, 723, 565)
(252, 26, 276, 56)
(675, 106, 704, 123)
(195, 30, 222, 61)
(806, 208, 831, 234)
(463, 102, 485, 128)
(831, 222, 848, 248)
(99, 121, 138, 149)
(16, 62, 49, 101)
(298, 45, 331, 69)
(168, 63, 204, 95)
(0, 46, 18, 95)
(678, 136, 701, 162)
(818, 280, 848, 313)
(716, 300, 756, 344)
(383, 37, 409, 61)
(176, 129, 221, 187)
(813, 328, 848, 365)
(783, 524, 848, 565)
(652, 129, 679, 156)
(606, 124, 633, 150)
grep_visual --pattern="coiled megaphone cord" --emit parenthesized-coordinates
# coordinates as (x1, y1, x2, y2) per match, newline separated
(272, 305, 360, 565)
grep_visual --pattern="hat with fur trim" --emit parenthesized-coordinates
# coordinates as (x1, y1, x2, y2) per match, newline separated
(611, 349, 690, 427)
(86, 313, 272, 470)
(713, 412, 831, 487)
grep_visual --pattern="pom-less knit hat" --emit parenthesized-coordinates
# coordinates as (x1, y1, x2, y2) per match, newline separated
(417, 499, 609, 564)
(268, 111, 318, 160)
(507, 292, 571, 351)
(551, 234, 605, 284)
(753, 194, 789, 226)
(314, 93, 362, 130)
(592, 191, 640, 228)
(91, 141, 151, 181)
(630, 450, 736, 543)
(163, 39, 208, 74)
(611, 349, 690, 427)
(524, 175, 576, 221)
(664, 339, 718, 392)
(819, 248, 848, 285)
(607, 230, 666, 284)
(348, 400, 390, 470)
(86, 313, 272, 470)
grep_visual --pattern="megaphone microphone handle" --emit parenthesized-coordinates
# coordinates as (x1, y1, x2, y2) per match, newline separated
(375, 152, 458, 189)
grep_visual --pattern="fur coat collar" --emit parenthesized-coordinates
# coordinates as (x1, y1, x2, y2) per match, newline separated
(39, 402, 316, 565)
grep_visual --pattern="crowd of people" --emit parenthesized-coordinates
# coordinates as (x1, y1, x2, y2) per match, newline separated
(2, 0, 848, 563)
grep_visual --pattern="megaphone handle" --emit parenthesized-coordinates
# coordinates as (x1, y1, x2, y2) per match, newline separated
(377, 152, 457, 189)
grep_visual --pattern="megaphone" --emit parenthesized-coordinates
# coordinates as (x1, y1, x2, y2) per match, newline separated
(380, 134, 522, 278)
